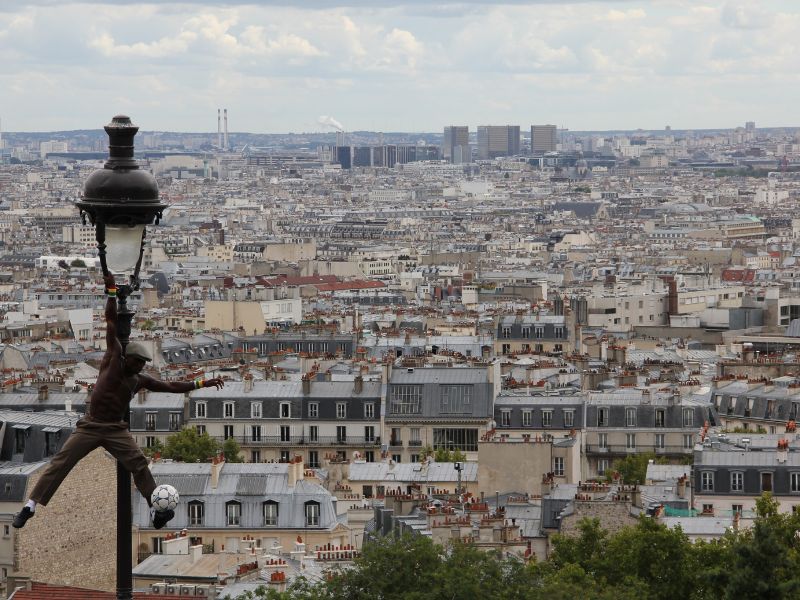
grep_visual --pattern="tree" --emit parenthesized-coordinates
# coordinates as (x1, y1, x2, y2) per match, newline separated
(607, 452, 665, 485)
(162, 427, 220, 463)
(70, 258, 86, 268)
(223, 437, 244, 462)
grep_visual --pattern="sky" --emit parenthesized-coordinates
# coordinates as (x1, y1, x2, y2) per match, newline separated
(0, 0, 798, 133)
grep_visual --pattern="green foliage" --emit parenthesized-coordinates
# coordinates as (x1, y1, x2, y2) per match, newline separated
(606, 452, 666, 485)
(227, 492, 800, 600)
(162, 427, 220, 463)
(433, 447, 467, 462)
(223, 436, 244, 462)
(70, 258, 86, 268)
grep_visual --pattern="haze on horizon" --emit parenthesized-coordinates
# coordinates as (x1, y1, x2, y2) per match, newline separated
(0, 0, 797, 133)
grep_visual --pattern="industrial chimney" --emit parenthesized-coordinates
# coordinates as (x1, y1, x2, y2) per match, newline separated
(217, 109, 222, 149)
(223, 108, 229, 151)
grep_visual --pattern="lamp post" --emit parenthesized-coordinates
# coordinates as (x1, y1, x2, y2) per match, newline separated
(76, 115, 165, 600)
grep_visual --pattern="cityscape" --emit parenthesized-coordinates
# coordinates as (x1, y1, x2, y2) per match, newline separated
(2, 1, 800, 599)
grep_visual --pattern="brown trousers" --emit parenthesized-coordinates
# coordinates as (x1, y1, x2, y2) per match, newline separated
(30, 418, 156, 507)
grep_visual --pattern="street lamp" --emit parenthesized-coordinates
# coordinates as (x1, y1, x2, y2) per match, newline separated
(76, 115, 165, 600)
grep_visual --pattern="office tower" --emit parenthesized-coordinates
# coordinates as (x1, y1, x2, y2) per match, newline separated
(477, 125, 520, 159)
(336, 146, 352, 169)
(531, 124, 558, 153)
(442, 126, 469, 163)
(745, 121, 756, 131)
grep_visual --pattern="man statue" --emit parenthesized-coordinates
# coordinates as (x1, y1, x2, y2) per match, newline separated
(13, 274, 224, 529)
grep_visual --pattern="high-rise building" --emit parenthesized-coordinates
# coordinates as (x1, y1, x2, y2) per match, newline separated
(531, 124, 558, 154)
(477, 125, 520, 160)
(442, 126, 469, 163)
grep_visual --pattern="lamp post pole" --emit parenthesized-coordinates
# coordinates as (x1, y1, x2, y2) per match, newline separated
(77, 115, 165, 600)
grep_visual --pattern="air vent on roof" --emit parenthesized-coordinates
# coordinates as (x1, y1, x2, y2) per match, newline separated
(407, 368, 414, 373)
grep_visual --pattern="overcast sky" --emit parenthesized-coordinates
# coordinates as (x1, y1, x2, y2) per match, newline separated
(1, 1, 797, 133)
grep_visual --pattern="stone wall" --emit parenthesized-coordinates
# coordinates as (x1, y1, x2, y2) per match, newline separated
(559, 500, 638, 537)
(15, 448, 118, 592)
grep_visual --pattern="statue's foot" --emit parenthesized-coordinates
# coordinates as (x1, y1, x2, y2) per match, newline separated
(13, 507, 34, 529)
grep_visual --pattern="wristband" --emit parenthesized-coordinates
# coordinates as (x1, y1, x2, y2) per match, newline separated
(194, 378, 206, 389)
(106, 287, 117, 297)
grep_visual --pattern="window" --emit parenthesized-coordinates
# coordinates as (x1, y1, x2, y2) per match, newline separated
(263, 501, 279, 526)
(224, 425, 234, 440)
(433, 428, 478, 452)
(251, 425, 262, 442)
(308, 402, 319, 418)
(564, 410, 575, 427)
(364, 426, 375, 442)
(683, 408, 694, 427)
(502, 326, 511, 339)
(598, 459, 609, 475)
(522, 410, 532, 427)
(223, 402, 235, 418)
(521, 326, 530, 338)
(14, 428, 25, 454)
(655, 433, 665, 449)
(701, 471, 714, 492)
(655, 409, 665, 428)
(280, 426, 291, 442)
(337, 426, 347, 443)
(280, 450, 290, 462)
(390, 385, 422, 414)
(500, 410, 511, 427)
(195, 425, 206, 435)
(280, 403, 291, 418)
(702, 504, 714, 515)
(683, 434, 694, 449)
(598, 433, 608, 449)
(145, 412, 157, 431)
(305, 501, 320, 526)
(364, 450, 374, 462)
(44, 432, 58, 457)
(364, 402, 375, 419)
(196, 402, 207, 418)
(553, 457, 564, 477)
(625, 408, 636, 427)
(188, 501, 204, 526)
(731, 471, 744, 492)
(251, 450, 261, 463)
(226, 501, 241, 526)
(440, 385, 473, 414)
(626, 433, 636, 450)
(542, 410, 553, 427)
(308, 450, 320, 468)
(761, 472, 773, 492)
(169, 412, 181, 431)
(598, 407, 609, 427)
(732, 504, 743, 516)
(152, 537, 165, 554)
(410, 428, 421, 445)
(336, 403, 347, 419)
(392, 454, 401, 463)
(251, 402, 262, 419)
(502, 344, 511, 354)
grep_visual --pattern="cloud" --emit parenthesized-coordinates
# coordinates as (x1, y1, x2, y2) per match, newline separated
(720, 1, 774, 29)
(89, 30, 197, 58)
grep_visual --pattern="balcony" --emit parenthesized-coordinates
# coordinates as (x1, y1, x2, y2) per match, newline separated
(211, 435, 381, 447)
(389, 440, 404, 447)
(408, 440, 423, 447)
(586, 444, 692, 455)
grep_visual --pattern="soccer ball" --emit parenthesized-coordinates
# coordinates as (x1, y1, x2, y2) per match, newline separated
(151, 484, 179, 512)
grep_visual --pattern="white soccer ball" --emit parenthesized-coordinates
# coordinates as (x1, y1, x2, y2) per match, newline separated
(151, 484, 179, 512)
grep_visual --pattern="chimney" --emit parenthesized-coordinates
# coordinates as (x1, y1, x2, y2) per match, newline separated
(288, 455, 304, 487)
(217, 109, 222, 148)
(137, 389, 148, 404)
(190, 544, 203, 563)
(38, 385, 48, 402)
(354, 375, 363, 394)
(223, 108, 229, 150)
(211, 454, 225, 489)
(244, 374, 254, 393)
(677, 474, 686, 499)
(302, 374, 311, 395)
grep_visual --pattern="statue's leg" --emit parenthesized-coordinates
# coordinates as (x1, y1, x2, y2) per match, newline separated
(30, 420, 102, 506)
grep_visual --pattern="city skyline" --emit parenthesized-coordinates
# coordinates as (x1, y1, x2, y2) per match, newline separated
(1, 0, 798, 133)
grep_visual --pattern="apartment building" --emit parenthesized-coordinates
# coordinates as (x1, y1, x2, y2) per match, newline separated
(583, 390, 711, 478)
(384, 366, 496, 462)
(494, 315, 571, 355)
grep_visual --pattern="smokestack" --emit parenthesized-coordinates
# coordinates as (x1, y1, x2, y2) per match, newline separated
(217, 109, 222, 148)
(223, 108, 229, 151)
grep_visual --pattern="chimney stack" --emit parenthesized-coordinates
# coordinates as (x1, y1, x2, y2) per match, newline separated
(38, 385, 49, 402)
(302, 374, 311, 395)
(354, 375, 363, 394)
(217, 109, 222, 148)
(223, 108, 229, 151)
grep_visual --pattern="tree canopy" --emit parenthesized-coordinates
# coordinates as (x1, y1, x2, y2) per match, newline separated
(155, 427, 243, 463)
(225, 492, 800, 600)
